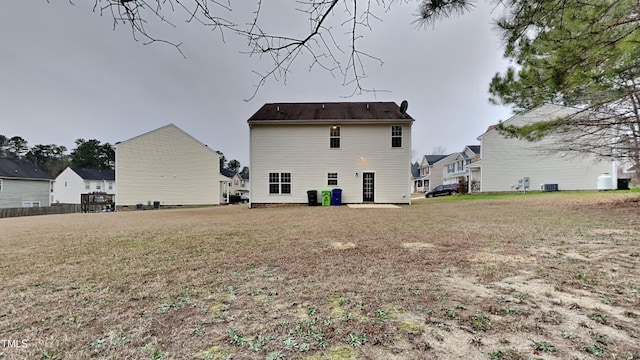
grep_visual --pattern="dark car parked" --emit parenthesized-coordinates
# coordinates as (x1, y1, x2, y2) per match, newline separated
(425, 183, 460, 198)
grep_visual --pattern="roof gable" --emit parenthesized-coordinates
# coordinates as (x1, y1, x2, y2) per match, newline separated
(0, 158, 51, 180)
(70, 167, 115, 181)
(425, 155, 447, 165)
(116, 124, 221, 158)
(248, 102, 414, 124)
(478, 104, 580, 140)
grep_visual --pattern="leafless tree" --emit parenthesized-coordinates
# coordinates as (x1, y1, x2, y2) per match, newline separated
(83, 0, 421, 100)
(429, 145, 447, 155)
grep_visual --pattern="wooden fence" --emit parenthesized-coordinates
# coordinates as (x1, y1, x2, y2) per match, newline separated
(0, 204, 82, 219)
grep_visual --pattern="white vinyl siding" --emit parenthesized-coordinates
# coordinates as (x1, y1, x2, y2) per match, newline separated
(250, 123, 412, 204)
(115, 124, 221, 206)
(479, 105, 613, 192)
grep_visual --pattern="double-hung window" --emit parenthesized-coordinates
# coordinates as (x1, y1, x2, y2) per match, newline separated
(391, 125, 402, 148)
(269, 172, 291, 194)
(330, 126, 340, 148)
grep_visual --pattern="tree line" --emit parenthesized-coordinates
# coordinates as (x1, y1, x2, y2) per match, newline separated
(0, 135, 115, 178)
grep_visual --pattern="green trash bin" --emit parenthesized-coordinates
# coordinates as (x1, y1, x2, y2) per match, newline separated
(321, 190, 332, 206)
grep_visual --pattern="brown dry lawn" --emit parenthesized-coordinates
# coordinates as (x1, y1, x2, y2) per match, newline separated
(0, 191, 639, 360)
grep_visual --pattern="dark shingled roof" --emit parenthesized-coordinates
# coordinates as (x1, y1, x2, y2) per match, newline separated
(220, 168, 236, 178)
(0, 158, 51, 180)
(467, 145, 480, 154)
(425, 155, 447, 165)
(70, 167, 115, 181)
(248, 102, 414, 123)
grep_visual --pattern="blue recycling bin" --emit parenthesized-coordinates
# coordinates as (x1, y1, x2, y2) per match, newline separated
(331, 188, 342, 206)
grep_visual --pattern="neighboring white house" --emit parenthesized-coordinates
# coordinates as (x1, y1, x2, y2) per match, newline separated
(474, 104, 615, 192)
(230, 171, 250, 198)
(413, 155, 447, 193)
(248, 102, 414, 206)
(440, 145, 481, 186)
(220, 169, 251, 203)
(115, 124, 223, 208)
(53, 167, 115, 204)
(0, 158, 52, 208)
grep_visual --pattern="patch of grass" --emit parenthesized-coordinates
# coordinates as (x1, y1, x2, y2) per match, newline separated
(513, 292, 529, 300)
(502, 306, 518, 314)
(532, 341, 555, 352)
(346, 333, 368, 347)
(585, 344, 607, 356)
(588, 312, 607, 324)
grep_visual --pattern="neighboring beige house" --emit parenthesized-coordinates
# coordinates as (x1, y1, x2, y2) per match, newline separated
(0, 158, 52, 208)
(53, 167, 115, 204)
(115, 124, 223, 208)
(248, 102, 414, 206)
(474, 104, 615, 192)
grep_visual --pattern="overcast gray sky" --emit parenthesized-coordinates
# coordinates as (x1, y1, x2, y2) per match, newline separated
(0, 1, 513, 167)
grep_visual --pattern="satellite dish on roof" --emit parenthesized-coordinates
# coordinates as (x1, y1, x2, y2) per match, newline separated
(400, 100, 408, 114)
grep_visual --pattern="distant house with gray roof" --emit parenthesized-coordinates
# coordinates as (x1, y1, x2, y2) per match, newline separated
(414, 154, 448, 193)
(53, 166, 115, 204)
(0, 158, 52, 208)
(248, 102, 414, 206)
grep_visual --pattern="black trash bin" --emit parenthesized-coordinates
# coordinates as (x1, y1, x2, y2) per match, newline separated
(331, 188, 342, 206)
(307, 190, 318, 206)
(153, 201, 160, 209)
(136, 203, 143, 210)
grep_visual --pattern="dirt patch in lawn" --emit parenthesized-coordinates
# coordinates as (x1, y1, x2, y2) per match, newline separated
(0, 192, 639, 359)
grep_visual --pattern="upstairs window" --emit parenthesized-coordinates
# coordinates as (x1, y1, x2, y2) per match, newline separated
(330, 126, 340, 148)
(84, 181, 90, 190)
(327, 173, 338, 186)
(269, 172, 291, 194)
(391, 126, 402, 148)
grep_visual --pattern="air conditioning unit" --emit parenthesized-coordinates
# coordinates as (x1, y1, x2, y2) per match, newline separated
(542, 183, 558, 192)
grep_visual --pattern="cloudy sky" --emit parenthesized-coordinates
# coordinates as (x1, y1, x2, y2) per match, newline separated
(0, 1, 513, 167)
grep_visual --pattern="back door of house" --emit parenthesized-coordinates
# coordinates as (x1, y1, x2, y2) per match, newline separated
(363, 172, 374, 202)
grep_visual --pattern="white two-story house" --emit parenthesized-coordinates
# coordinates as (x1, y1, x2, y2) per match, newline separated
(414, 155, 447, 193)
(53, 167, 115, 204)
(440, 145, 480, 186)
(248, 102, 414, 206)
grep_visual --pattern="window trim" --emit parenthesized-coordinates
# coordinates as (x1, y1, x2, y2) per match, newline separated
(268, 172, 292, 195)
(330, 126, 340, 149)
(0, 178, 2, 191)
(391, 125, 402, 148)
(327, 172, 338, 186)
